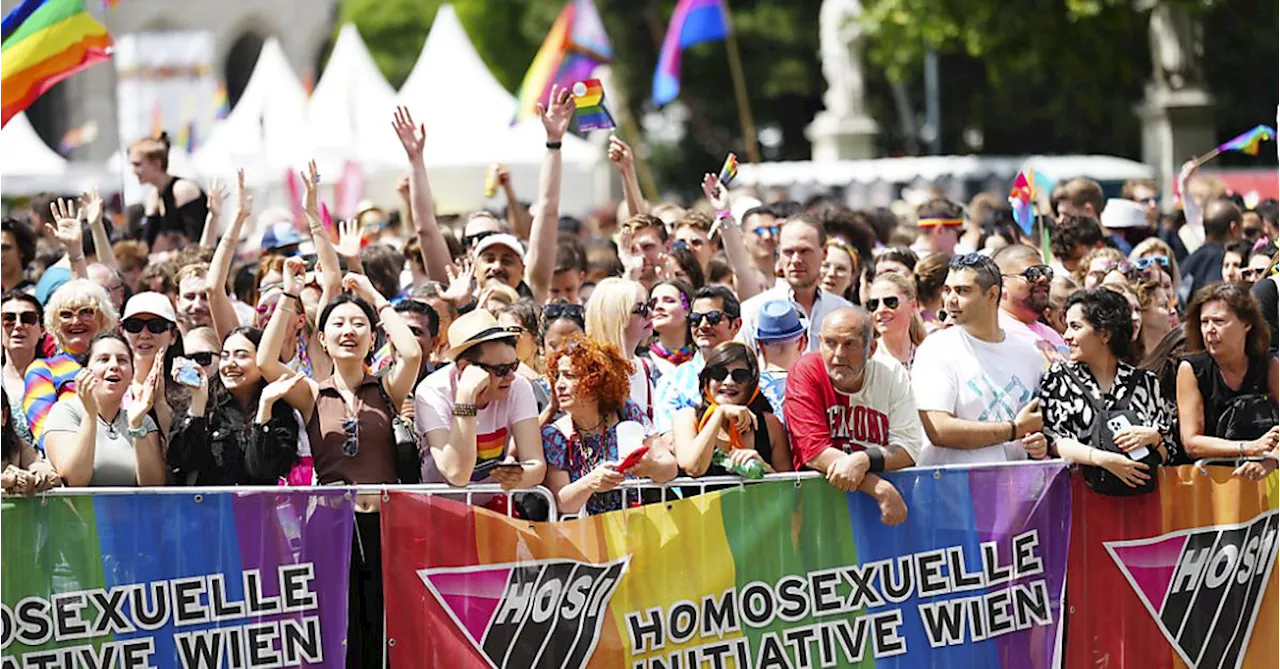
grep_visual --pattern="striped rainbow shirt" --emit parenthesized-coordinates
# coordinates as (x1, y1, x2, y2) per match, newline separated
(23, 352, 81, 451)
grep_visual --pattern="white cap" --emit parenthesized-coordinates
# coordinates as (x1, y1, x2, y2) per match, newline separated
(1100, 198, 1148, 229)
(122, 292, 177, 323)
(473, 233, 526, 263)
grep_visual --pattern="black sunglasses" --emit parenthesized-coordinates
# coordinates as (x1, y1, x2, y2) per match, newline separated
(1, 312, 39, 326)
(689, 310, 727, 328)
(342, 416, 360, 457)
(1003, 265, 1054, 283)
(632, 302, 651, 318)
(865, 296, 900, 311)
(188, 351, 216, 366)
(543, 302, 585, 320)
(122, 318, 171, 334)
(473, 360, 519, 377)
(1242, 267, 1266, 281)
(706, 366, 753, 384)
(463, 230, 497, 247)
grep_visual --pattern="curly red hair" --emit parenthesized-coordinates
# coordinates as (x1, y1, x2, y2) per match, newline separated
(545, 334, 634, 416)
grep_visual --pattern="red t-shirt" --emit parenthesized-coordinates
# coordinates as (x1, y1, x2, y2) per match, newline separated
(783, 352, 921, 471)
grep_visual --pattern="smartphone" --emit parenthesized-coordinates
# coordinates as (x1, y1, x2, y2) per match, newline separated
(1106, 415, 1150, 460)
(492, 462, 525, 473)
(613, 445, 650, 473)
(173, 357, 202, 388)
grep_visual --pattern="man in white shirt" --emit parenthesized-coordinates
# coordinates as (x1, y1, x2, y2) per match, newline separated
(911, 253, 1049, 466)
(993, 244, 1067, 362)
(738, 216, 851, 353)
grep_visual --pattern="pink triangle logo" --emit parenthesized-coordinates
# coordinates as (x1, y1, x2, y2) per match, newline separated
(1105, 533, 1188, 612)
(418, 566, 513, 646)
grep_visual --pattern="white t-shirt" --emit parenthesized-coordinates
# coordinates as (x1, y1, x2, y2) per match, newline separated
(43, 397, 159, 487)
(911, 325, 1045, 466)
(415, 364, 539, 483)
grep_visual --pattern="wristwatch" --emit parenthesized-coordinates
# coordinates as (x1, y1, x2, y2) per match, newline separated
(453, 403, 478, 417)
(126, 425, 150, 440)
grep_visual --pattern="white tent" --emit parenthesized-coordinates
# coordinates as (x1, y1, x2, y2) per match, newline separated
(0, 113, 92, 194)
(397, 4, 605, 215)
(308, 23, 404, 175)
(193, 37, 311, 182)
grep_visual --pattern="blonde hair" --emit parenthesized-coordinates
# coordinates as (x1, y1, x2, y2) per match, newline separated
(183, 326, 220, 351)
(128, 134, 171, 170)
(44, 279, 118, 350)
(870, 273, 927, 345)
(586, 277, 643, 354)
(1075, 246, 1127, 284)
(1129, 237, 1181, 295)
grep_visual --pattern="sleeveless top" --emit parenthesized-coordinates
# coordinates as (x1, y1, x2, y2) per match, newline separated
(144, 177, 208, 246)
(1183, 352, 1273, 438)
(305, 374, 397, 484)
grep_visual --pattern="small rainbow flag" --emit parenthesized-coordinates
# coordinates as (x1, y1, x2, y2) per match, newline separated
(176, 120, 195, 153)
(1217, 124, 1275, 156)
(718, 152, 738, 186)
(514, 0, 612, 124)
(56, 118, 97, 153)
(213, 81, 229, 120)
(571, 78, 614, 131)
(1, 0, 113, 127)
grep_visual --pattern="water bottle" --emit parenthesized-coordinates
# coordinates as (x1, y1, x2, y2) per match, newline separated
(712, 449, 765, 480)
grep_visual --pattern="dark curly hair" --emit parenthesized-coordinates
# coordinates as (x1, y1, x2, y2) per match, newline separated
(2, 217, 38, 268)
(1184, 282, 1271, 359)
(545, 334, 633, 417)
(1051, 215, 1104, 263)
(1065, 287, 1135, 362)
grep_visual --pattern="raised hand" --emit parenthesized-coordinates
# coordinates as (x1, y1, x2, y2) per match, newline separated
(335, 219, 362, 258)
(78, 187, 104, 226)
(617, 226, 644, 276)
(702, 173, 729, 211)
(75, 369, 100, 416)
(538, 84, 575, 142)
(442, 258, 475, 304)
(204, 178, 227, 222)
(46, 199, 83, 250)
(301, 160, 320, 216)
(261, 369, 306, 406)
(395, 174, 411, 201)
(282, 256, 307, 296)
(342, 272, 383, 304)
(392, 106, 425, 159)
(607, 136, 634, 173)
(234, 168, 253, 221)
(127, 350, 165, 429)
(495, 164, 511, 187)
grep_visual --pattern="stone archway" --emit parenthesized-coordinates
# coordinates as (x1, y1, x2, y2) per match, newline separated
(224, 31, 265, 109)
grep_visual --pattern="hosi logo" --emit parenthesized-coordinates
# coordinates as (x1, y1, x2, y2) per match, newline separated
(1105, 509, 1278, 669)
(419, 557, 630, 669)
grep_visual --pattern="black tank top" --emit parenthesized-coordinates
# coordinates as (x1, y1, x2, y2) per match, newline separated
(143, 177, 208, 246)
(1184, 352, 1272, 437)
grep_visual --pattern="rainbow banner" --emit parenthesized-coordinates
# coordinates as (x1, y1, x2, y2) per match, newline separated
(0, 0, 113, 127)
(1, 491, 354, 668)
(383, 463, 1072, 667)
(1066, 466, 1278, 669)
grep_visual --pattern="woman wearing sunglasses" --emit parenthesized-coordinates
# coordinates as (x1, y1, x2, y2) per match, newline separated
(647, 279, 695, 379)
(1129, 237, 1180, 300)
(119, 292, 188, 436)
(672, 342, 791, 477)
(543, 335, 677, 515)
(867, 274, 926, 370)
(1079, 247, 1131, 289)
(586, 278, 656, 416)
(43, 332, 166, 487)
(23, 279, 116, 450)
(168, 326, 308, 486)
(182, 327, 221, 380)
(2, 292, 44, 446)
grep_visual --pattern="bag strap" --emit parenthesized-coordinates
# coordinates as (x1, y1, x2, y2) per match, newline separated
(1060, 363, 1107, 415)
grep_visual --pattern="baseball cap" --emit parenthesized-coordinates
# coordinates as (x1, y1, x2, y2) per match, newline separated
(473, 233, 526, 263)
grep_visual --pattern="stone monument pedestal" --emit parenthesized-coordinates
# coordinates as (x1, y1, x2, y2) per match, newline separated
(806, 111, 879, 161)
(1135, 85, 1215, 200)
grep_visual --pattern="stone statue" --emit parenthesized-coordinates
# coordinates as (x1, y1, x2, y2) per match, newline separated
(1144, 0, 1205, 91)
(819, 0, 867, 118)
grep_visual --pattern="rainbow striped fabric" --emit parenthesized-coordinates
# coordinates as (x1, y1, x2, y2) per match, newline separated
(514, 0, 612, 124)
(652, 0, 729, 107)
(571, 78, 614, 131)
(22, 351, 80, 451)
(1, 0, 112, 127)
(1218, 124, 1276, 156)
(719, 152, 738, 186)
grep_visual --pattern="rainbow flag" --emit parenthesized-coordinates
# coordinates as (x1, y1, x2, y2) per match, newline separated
(384, 465, 1072, 666)
(652, 0, 729, 107)
(55, 118, 96, 153)
(1, 0, 113, 127)
(719, 151, 738, 186)
(514, 0, 612, 124)
(1218, 124, 1276, 156)
(571, 78, 614, 131)
(213, 80, 229, 119)
(2, 491, 354, 665)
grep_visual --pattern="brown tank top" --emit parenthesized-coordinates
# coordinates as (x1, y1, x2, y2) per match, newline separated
(306, 374, 397, 484)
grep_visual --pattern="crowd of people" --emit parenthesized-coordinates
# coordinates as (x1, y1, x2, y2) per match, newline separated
(2, 97, 1278, 661)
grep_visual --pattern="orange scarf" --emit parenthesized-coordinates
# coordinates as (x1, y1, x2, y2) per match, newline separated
(697, 386, 762, 451)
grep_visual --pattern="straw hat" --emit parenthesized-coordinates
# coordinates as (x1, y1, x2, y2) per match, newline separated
(445, 309, 517, 361)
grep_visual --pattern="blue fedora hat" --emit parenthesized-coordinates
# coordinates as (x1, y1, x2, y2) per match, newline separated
(756, 300, 806, 342)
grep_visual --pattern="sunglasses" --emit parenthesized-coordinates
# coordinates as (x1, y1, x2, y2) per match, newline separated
(689, 310, 727, 328)
(503, 325, 526, 335)
(543, 302, 585, 320)
(632, 302, 651, 319)
(123, 318, 171, 334)
(1, 312, 38, 326)
(462, 230, 497, 247)
(1096, 260, 1139, 278)
(473, 360, 519, 377)
(1242, 267, 1266, 281)
(706, 366, 753, 384)
(1133, 256, 1170, 270)
(751, 225, 781, 237)
(188, 351, 216, 366)
(1002, 265, 1054, 283)
(865, 296, 900, 311)
(342, 416, 360, 457)
(57, 306, 97, 322)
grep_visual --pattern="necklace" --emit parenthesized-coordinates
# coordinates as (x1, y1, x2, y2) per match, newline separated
(98, 413, 119, 438)
(650, 341, 694, 366)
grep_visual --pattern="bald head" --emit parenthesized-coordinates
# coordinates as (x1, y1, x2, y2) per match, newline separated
(1204, 199, 1243, 242)
(992, 244, 1043, 273)
(822, 306, 873, 352)
(819, 306, 875, 392)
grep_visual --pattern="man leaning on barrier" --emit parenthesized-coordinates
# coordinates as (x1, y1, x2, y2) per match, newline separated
(784, 307, 923, 525)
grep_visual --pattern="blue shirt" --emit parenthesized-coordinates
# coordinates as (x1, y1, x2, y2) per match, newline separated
(759, 368, 788, 424)
(35, 266, 70, 305)
(652, 352, 704, 433)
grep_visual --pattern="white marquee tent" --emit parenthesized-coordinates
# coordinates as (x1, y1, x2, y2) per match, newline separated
(397, 4, 606, 215)
(308, 23, 404, 175)
(1, 113, 100, 195)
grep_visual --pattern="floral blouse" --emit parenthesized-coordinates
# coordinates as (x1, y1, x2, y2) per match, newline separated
(541, 400, 652, 515)
(1038, 360, 1178, 464)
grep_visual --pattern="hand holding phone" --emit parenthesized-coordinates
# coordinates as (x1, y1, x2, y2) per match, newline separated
(613, 445, 650, 473)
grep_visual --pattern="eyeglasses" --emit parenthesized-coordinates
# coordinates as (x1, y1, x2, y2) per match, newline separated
(462, 230, 497, 247)
(122, 318, 171, 334)
(188, 351, 216, 366)
(949, 253, 997, 270)
(503, 325, 526, 335)
(1134, 256, 1170, 271)
(1, 312, 38, 326)
(342, 416, 360, 457)
(473, 360, 519, 377)
(543, 302, 585, 320)
(706, 366, 753, 384)
(689, 310, 727, 328)
(1002, 265, 1054, 283)
(57, 306, 97, 322)
(865, 296, 900, 311)
(751, 225, 781, 237)
(631, 302, 651, 319)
